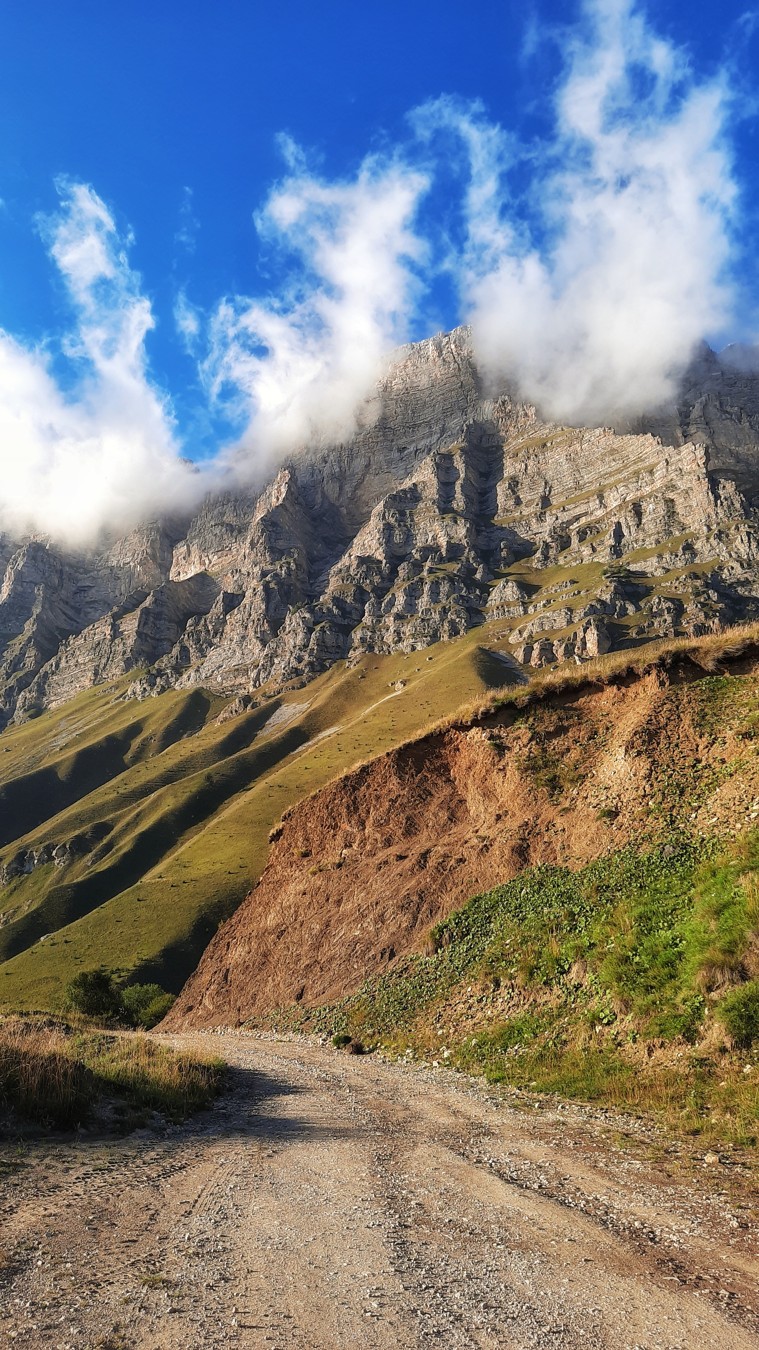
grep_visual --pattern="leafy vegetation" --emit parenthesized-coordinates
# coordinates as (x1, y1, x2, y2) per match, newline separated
(64, 969, 175, 1029)
(64, 969, 125, 1021)
(719, 982, 759, 1048)
(286, 831, 759, 1147)
(0, 1017, 224, 1131)
(120, 983, 175, 1029)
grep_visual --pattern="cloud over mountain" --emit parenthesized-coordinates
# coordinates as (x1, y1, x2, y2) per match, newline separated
(0, 0, 747, 544)
(203, 142, 428, 473)
(420, 0, 736, 423)
(0, 182, 203, 545)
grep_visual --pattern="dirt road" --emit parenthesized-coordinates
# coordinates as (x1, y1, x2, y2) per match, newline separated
(0, 1033, 757, 1349)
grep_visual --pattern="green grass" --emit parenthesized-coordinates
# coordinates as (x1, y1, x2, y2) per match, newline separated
(280, 831, 759, 1148)
(0, 629, 516, 1009)
(495, 559, 606, 593)
(618, 531, 697, 566)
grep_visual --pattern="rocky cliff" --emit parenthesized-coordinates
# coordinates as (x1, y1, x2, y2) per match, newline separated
(3, 329, 759, 727)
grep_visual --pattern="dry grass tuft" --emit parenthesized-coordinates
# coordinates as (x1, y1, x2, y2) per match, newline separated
(440, 622, 759, 733)
(0, 1020, 91, 1129)
(0, 1017, 224, 1131)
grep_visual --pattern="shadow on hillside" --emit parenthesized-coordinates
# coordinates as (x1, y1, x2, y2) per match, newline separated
(0, 723, 310, 968)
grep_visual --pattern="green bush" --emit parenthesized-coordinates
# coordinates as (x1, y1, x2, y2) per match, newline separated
(718, 982, 759, 1048)
(121, 984, 175, 1029)
(64, 969, 123, 1021)
(64, 972, 175, 1029)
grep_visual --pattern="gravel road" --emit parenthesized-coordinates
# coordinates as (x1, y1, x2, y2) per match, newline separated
(0, 1031, 757, 1349)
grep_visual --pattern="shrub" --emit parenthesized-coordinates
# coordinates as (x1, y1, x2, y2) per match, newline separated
(718, 981, 759, 1048)
(64, 969, 123, 1021)
(64, 971, 175, 1029)
(332, 1033, 352, 1048)
(121, 984, 175, 1030)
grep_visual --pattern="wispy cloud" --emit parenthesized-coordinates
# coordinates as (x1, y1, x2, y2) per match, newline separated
(174, 286, 202, 354)
(428, 0, 737, 422)
(175, 185, 199, 255)
(0, 181, 204, 545)
(203, 143, 429, 470)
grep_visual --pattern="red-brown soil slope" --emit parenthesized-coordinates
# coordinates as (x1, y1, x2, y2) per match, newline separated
(165, 645, 759, 1028)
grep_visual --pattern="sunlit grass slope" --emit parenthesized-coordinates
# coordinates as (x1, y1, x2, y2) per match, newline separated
(301, 831, 759, 1150)
(0, 625, 516, 1010)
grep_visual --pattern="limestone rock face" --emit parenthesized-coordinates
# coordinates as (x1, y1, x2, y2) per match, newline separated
(3, 326, 759, 722)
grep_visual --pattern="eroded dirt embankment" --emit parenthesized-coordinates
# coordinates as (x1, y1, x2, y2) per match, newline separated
(165, 650, 759, 1029)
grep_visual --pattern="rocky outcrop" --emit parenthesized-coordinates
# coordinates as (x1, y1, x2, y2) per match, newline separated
(0, 521, 187, 722)
(3, 327, 759, 723)
(0, 822, 113, 889)
(12, 572, 219, 720)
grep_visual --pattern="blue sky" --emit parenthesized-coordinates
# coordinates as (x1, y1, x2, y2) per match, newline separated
(0, 0, 758, 541)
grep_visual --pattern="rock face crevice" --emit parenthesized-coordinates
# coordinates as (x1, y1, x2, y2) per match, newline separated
(3, 328, 759, 725)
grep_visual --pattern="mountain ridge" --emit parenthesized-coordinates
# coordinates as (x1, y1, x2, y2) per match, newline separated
(3, 327, 759, 729)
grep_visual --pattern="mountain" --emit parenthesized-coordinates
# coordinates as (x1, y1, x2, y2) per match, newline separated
(3, 327, 759, 1011)
(3, 328, 759, 731)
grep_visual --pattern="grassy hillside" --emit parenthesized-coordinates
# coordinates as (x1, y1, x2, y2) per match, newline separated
(0, 623, 523, 1010)
(4, 617, 759, 1016)
(272, 831, 759, 1150)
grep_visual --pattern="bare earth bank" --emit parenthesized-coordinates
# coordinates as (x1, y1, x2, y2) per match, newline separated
(1, 1032, 757, 1349)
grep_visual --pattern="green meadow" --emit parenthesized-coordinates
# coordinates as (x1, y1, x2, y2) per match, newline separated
(0, 624, 518, 1010)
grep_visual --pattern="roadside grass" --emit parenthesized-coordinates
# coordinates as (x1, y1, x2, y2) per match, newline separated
(285, 831, 759, 1149)
(0, 1016, 224, 1131)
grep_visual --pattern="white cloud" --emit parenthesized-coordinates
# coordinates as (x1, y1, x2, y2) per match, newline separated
(204, 148, 429, 471)
(426, 0, 737, 424)
(0, 182, 206, 545)
(412, 96, 516, 276)
(174, 287, 202, 354)
(0, 1, 748, 546)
